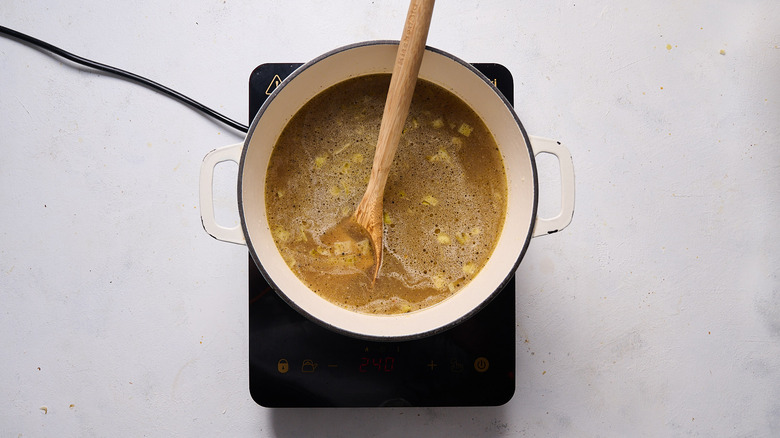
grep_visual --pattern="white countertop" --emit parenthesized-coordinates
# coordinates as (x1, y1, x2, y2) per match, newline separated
(2, 1, 778, 436)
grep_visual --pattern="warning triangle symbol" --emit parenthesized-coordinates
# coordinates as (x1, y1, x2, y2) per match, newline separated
(265, 74, 283, 95)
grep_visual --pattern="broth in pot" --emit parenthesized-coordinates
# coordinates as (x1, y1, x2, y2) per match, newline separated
(265, 74, 507, 314)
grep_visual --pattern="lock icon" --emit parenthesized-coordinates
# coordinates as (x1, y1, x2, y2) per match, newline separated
(277, 359, 289, 374)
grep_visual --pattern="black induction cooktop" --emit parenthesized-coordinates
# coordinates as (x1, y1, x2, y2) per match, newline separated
(248, 62, 516, 407)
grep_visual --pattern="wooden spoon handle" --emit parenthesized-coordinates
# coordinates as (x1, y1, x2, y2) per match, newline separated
(361, 0, 435, 202)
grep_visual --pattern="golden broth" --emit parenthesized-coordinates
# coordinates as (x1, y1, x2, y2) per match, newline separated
(265, 74, 507, 314)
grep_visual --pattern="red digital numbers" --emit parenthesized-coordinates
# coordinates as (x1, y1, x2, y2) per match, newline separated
(359, 357, 394, 373)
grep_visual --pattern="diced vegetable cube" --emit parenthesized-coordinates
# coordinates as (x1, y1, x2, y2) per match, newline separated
(273, 226, 291, 242)
(426, 148, 451, 163)
(421, 195, 439, 206)
(458, 123, 473, 137)
(356, 239, 371, 256)
(295, 225, 308, 242)
(333, 240, 354, 255)
(432, 118, 444, 128)
(462, 261, 477, 276)
(282, 253, 296, 267)
(314, 155, 327, 168)
(310, 246, 331, 256)
(437, 233, 451, 245)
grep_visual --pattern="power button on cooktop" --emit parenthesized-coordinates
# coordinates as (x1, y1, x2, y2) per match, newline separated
(474, 357, 490, 373)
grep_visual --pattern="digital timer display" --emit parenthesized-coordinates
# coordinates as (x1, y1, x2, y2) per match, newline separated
(358, 356, 395, 373)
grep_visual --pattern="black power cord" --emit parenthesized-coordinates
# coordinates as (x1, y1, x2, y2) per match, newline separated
(0, 24, 249, 133)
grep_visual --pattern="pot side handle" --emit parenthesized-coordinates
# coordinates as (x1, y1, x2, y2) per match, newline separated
(528, 136, 575, 237)
(199, 143, 246, 245)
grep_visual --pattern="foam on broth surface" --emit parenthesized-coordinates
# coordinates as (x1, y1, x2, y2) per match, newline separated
(265, 74, 507, 314)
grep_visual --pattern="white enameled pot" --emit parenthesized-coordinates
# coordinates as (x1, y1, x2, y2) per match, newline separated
(199, 41, 575, 341)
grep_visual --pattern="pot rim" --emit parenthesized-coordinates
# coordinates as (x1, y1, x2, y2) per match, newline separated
(237, 40, 539, 341)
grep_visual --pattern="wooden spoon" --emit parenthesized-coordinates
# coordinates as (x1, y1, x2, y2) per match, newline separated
(354, 0, 435, 281)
